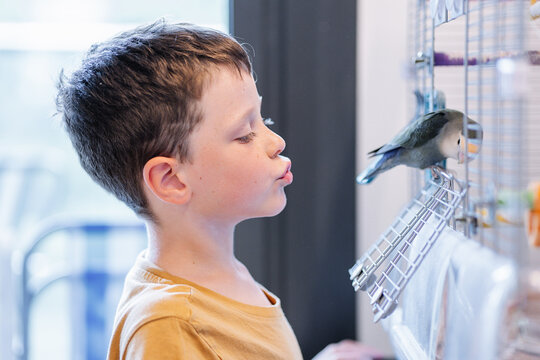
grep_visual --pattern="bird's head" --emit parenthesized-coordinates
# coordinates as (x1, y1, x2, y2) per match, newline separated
(440, 112, 483, 164)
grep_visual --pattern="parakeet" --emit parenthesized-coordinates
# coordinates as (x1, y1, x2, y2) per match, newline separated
(356, 109, 482, 184)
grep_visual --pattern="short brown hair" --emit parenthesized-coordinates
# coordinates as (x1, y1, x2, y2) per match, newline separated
(56, 20, 252, 221)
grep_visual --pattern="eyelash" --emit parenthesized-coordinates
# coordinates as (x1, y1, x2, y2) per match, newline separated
(236, 118, 274, 144)
(237, 132, 256, 144)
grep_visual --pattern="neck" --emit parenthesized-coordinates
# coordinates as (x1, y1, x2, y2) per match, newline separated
(145, 214, 239, 281)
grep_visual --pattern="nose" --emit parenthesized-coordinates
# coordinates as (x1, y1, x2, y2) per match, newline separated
(266, 128, 286, 159)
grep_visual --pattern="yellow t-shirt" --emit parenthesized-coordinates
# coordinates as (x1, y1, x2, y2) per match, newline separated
(107, 252, 303, 360)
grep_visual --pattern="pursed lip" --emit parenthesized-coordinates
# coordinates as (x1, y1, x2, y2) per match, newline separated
(278, 161, 293, 181)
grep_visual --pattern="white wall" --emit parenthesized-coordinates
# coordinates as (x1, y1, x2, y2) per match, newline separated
(356, 0, 409, 354)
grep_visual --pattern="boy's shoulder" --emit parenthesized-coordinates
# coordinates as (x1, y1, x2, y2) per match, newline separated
(112, 264, 197, 347)
(119, 263, 196, 328)
(109, 263, 209, 358)
(124, 280, 194, 323)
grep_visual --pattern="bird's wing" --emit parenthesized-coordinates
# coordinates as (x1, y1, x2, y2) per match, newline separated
(368, 111, 450, 156)
(367, 143, 401, 157)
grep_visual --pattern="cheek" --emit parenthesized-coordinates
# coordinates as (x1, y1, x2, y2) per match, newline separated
(441, 138, 456, 158)
(196, 151, 267, 197)
(222, 158, 267, 194)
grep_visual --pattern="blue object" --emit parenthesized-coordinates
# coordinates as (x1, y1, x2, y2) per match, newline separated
(19, 219, 146, 360)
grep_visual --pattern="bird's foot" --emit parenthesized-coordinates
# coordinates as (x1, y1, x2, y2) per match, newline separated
(429, 166, 458, 185)
(429, 165, 445, 180)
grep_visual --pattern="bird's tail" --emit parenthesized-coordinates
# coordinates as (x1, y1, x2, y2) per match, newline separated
(356, 149, 401, 184)
(356, 154, 385, 184)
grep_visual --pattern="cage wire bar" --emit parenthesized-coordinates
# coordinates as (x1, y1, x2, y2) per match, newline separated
(410, 1, 436, 196)
(463, 1, 540, 357)
(465, 0, 526, 254)
(352, 0, 540, 356)
(464, 1, 540, 358)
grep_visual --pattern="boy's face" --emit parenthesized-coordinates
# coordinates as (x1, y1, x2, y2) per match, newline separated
(183, 66, 292, 224)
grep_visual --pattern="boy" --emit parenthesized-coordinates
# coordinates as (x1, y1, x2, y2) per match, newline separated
(57, 20, 385, 360)
(57, 20, 300, 359)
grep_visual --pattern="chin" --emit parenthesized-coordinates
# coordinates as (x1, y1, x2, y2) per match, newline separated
(253, 197, 288, 219)
(272, 200, 288, 216)
(265, 199, 288, 217)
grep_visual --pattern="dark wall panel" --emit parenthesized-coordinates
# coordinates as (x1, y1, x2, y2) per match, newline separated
(233, 1, 357, 358)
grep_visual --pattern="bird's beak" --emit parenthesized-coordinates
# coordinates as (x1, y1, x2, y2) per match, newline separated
(458, 148, 465, 164)
(458, 135, 482, 164)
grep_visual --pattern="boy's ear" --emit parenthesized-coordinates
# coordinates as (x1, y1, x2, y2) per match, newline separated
(143, 156, 191, 205)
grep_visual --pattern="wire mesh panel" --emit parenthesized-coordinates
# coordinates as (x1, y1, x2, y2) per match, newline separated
(462, 1, 540, 357)
(350, 168, 466, 322)
(464, 0, 526, 252)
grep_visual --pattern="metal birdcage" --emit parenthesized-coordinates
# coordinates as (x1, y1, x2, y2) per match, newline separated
(350, 1, 540, 358)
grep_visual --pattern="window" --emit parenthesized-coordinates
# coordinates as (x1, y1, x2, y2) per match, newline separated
(0, 0, 228, 224)
(0, 2, 228, 359)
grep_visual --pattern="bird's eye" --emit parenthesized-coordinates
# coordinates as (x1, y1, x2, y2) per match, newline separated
(457, 138, 461, 145)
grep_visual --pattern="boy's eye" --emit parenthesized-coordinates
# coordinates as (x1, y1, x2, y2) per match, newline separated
(236, 132, 256, 144)
(263, 118, 274, 126)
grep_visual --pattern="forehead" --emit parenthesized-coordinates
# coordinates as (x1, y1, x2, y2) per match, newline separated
(199, 66, 259, 125)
